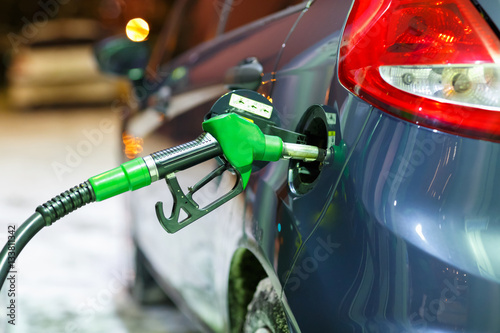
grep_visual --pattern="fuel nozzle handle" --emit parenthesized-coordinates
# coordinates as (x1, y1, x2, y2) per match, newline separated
(148, 133, 222, 181)
(88, 133, 222, 201)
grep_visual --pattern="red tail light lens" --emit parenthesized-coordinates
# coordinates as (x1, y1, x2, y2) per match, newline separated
(339, 0, 500, 141)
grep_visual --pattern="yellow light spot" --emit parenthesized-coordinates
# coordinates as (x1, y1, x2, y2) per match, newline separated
(122, 132, 144, 159)
(126, 18, 150, 42)
(242, 117, 254, 123)
(259, 93, 273, 103)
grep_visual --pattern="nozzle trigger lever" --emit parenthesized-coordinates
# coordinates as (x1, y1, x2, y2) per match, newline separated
(155, 161, 243, 233)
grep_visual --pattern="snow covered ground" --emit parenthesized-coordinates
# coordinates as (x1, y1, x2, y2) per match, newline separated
(0, 107, 200, 333)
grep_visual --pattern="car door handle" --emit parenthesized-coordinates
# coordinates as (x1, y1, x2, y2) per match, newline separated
(224, 57, 263, 91)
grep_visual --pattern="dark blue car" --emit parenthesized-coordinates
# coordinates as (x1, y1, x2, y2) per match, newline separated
(112, 0, 500, 331)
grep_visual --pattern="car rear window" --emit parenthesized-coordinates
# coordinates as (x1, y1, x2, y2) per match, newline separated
(222, 0, 305, 33)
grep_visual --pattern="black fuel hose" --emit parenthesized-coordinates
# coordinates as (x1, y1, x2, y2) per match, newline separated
(0, 212, 45, 290)
(0, 182, 95, 290)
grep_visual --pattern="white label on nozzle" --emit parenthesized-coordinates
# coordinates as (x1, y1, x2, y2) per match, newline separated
(229, 94, 273, 119)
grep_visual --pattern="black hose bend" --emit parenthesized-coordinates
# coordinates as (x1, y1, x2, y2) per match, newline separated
(0, 212, 45, 290)
(0, 181, 96, 290)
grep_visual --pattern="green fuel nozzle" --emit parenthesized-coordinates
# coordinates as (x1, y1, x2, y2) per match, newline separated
(88, 113, 325, 202)
(0, 91, 328, 292)
(88, 113, 325, 203)
(59, 89, 329, 236)
(87, 112, 325, 234)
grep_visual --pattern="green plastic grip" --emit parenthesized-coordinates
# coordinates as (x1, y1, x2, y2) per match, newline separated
(88, 158, 151, 201)
(202, 113, 283, 188)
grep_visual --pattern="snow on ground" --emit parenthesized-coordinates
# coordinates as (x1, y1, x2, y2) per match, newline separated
(0, 107, 199, 333)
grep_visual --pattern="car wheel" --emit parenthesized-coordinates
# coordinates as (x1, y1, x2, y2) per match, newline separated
(243, 277, 290, 333)
(131, 246, 171, 305)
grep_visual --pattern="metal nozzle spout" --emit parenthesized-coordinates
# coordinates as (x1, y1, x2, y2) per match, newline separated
(282, 142, 326, 162)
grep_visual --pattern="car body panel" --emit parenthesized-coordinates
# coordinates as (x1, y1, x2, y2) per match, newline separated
(282, 106, 500, 332)
(128, 4, 309, 332)
(265, 0, 354, 271)
(154, 2, 310, 94)
(123, 0, 500, 332)
(475, 0, 500, 31)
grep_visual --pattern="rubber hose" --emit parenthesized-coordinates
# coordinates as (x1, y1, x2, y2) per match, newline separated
(0, 181, 96, 290)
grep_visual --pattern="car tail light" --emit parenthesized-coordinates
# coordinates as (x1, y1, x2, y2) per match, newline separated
(339, 0, 500, 141)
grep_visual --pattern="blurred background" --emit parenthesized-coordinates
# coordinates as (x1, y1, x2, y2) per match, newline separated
(0, 0, 201, 332)
(0, 0, 171, 108)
